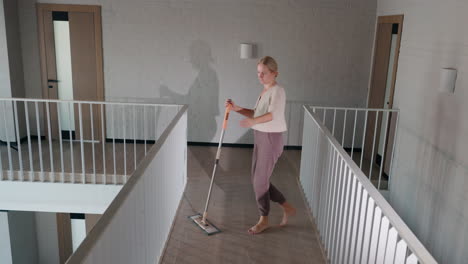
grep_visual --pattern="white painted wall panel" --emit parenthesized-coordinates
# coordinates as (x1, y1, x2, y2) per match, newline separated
(378, 1, 468, 263)
(18, 0, 376, 144)
(35, 212, 60, 264)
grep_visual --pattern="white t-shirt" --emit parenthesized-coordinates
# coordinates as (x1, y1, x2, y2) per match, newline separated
(252, 84, 287, 132)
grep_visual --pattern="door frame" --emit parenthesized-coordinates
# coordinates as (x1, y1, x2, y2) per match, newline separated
(36, 4, 104, 140)
(37, 3, 104, 102)
(368, 14, 404, 109)
(366, 14, 404, 175)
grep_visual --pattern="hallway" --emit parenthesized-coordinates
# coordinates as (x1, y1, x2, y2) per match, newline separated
(160, 146, 326, 264)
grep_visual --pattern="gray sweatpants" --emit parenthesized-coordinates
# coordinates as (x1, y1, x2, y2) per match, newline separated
(251, 130, 286, 216)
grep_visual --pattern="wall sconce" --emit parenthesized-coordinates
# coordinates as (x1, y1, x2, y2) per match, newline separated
(440, 68, 457, 93)
(240, 43, 254, 59)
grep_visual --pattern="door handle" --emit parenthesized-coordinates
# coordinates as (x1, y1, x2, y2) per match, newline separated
(48, 79, 59, 83)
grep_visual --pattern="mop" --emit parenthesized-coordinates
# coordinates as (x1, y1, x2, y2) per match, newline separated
(189, 104, 231, 235)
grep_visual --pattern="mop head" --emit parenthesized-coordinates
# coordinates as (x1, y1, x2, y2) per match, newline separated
(189, 214, 221, 235)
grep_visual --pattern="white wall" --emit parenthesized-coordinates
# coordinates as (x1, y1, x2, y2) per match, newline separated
(18, 0, 376, 144)
(0, 211, 39, 264)
(0, 0, 26, 142)
(8, 211, 39, 264)
(35, 212, 60, 264)
(377, 1, 468, 263)
(0, 1, 11, 98)
(0, 212, 13, 264)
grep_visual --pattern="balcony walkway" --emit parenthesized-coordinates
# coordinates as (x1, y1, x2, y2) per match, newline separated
(160, 146, 326, 264)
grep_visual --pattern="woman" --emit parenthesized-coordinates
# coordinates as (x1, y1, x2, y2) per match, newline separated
(226, 56, 296, 234)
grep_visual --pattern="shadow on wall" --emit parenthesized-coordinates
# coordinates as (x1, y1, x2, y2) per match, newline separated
(160, 40, 220, 143)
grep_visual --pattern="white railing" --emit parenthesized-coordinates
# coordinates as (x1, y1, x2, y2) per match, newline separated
(0, 98, 181, 185)
(66, 105, 187, 264)
(299, 106, 437, 264)
(310, 106, 399, 190)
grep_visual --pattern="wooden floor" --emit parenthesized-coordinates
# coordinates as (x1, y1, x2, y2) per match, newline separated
(160, 146, 326, 264)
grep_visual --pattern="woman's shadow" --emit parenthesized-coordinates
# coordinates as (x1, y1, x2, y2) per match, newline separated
(159, 40, 220, 176)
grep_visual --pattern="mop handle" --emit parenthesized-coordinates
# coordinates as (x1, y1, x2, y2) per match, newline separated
(202, 104, 231, 223)
(222, 104, 231, 129)
(217, 105, 231, 159)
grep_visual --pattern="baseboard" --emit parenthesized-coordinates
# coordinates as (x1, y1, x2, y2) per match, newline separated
(70, 213, 85, 220)
(105, 138, 156, 144)
(61, 131, 76, 140)
(187, 141, 302, 150)
(188, 141, 253, 148)
(343, 147, 362, 153)
(1, 136, 47, 151)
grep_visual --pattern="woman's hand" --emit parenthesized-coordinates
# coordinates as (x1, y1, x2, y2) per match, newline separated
(225, 99, 241, 112)
(240, 118, 256, 128)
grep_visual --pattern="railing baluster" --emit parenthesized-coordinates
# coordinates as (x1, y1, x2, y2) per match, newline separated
(13, 101, 23, 180)
(344, 175, 358, 263)
(46, 102, 54, 181)
(78, 103, 85, 183)
(360, 199, 376, 263)
(133, 105, 137, 171)
(332, 158, 346, 261)
(388, 112, 399, 190)
(323, 109, 327, 125)
(384, 227, 398, 263)
(360, 110, 369, 169)
(35, 102, 44, 181)
(57, 102, 64, 182)
(394, 239, 408, 263)
(342, 109, 347, 146)
(368, 207, 382, 263)
(111, 104, 116, 184)
(369, 111, 379, 183)
(351, 110, 357, 160)
(378, 111, 389, 190)
(332, 109, 336, 136)
(376, 216, 390, 262)
(325, 150, 338, 253)
(122, 105, 127, 182)
(144, 106, 147, 155)
(2, 101, 13, 179)
(68, 102, 75, 183)
(25, 102, 34, 180)
(101, 104, 106, 184)
(354, 190, 369, 263)
(349, 181, 363, 263)
(338, 166, 352, 263)
(90, 104, 96, 183)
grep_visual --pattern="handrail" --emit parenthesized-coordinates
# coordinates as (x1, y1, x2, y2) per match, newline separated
(311, 106, 400, 112)
(302, 105, 437, 263)
(0, 97, 182, 107)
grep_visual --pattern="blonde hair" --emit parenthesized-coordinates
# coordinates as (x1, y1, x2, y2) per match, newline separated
(258, 56, 278, 73)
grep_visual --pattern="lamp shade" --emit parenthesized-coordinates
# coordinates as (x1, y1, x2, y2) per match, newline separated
(440, 68, 457, 93)
(240, 43, 253, 59)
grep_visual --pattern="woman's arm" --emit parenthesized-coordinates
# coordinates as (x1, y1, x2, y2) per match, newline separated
(240, 112, 272, 128)
(226, 99, 254, 118)
(236, 108, 255, 118)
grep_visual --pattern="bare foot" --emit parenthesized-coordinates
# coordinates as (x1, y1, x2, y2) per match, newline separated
(280, 202, 296, 227)
(248, 216, 269, 235)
